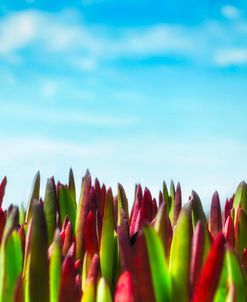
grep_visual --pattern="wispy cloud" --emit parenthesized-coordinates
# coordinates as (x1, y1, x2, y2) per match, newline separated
(0, 11, 36, 53)
(221, 5, 241, 20)
(0, 103, 139, 127)
(214, 48, 247, 66)
(1, 7, 247, 68)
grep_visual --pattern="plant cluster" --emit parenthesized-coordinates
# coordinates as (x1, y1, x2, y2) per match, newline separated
(0, 170, 246, 302)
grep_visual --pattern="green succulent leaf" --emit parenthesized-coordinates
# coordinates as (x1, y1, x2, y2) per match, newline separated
(49, 232, 61, 302)
(226, 249, 246, 302)
(58, 185, 76, 233)
(100, 188, 114, 289)
(144, 226, 171, 302)
(44, 178, 57, 246)
(235, 207, 247, 257)
(0, 230, 22, 302)
(169, 206, 192, 302)
(68, 168, 76, 205)
(233, 181, 247, 214)
(96, 278, 112, 302)
(25, 171, 40, 223)
(27, 201, 49, 302)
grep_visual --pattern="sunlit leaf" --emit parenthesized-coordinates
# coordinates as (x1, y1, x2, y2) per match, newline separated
(144, 226, 171, 302)
(0, 176, 7, 208)
(169, 205, 192, 302)
(75, 170, 91, 261)
(25, 171, 40, 223)
(44, 178, 57, 246)
(0, 230, 22, 302)
(81, 254, 100, 302)
(226, 249, 246, 302)
(49, 231, 61, 302)
(27, 201, 49, 302)
(58, 185, 76, 233)
(100, 188, 114, 288)
(192, 234, 225, 302)
(96, 278, 112, 302)
(233, 181, 247, 214)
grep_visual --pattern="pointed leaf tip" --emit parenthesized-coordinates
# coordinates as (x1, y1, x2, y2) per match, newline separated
(0, 176, 7, 207)
(209, 191, 222, 239)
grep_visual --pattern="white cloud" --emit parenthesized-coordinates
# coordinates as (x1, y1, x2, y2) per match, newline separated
(221, 5, 241, 20)
(214, 48, 247, 66)
(70, 57, 97, 71)
(41, 81, 58, 98)
(0, 8, 247, 70)
(0, 11, 37, 53)
(0, 10, 192, 57)
(0, 103, 139, 127)
(107, 25, 193, 57)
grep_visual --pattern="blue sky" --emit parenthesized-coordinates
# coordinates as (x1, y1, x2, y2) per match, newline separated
(0, 1, 247, 212)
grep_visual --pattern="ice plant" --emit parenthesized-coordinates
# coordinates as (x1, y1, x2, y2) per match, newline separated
(0, 172, 247, 301)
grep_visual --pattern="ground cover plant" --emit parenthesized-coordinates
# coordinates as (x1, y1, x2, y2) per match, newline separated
(0, 170, 247, 302)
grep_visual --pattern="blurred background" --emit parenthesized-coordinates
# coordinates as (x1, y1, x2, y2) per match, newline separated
(0, 0, 247, 212)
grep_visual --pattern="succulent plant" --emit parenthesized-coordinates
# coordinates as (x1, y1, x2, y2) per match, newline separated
(0, 171, 247, 301)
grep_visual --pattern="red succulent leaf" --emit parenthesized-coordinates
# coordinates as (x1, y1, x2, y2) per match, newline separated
(152, 198, 158, 220)
(94, 178, 101, 209)
(173, 182, 182, 226)
(87, 254, 100, 283)
(88, 187, 97, 212)
(59, 243, 81, 302)
(74, 259, 81, 271)
(209, 191, 222, 239)
(192, 233, 225, 302)
(62, 216, 70, 231)
(133, 209, 141, 234)
(224, 199, 231, 223)
(129, 185, 142, 237)
(132, 232, 155, 302)
(113, 195, 118, 230)
(141, 188, 153, 223)
(158, 190, 163, 207)
(14, 275, 24, 302)
(114, 271, 135, 302)
(96, 210, 102, 247)
(190, 221, 205, 291)
(99, 184, 106, 218)
(0, 207, 6, 243)
(229, 194, 235, 208)
(223, 215, 235, 247)
(85, 210, 98, 258)
(242, 248, 247, 271)
(62, 221, 73, 257)
(60, 229, 65, 245)
(118, 183, 129, 220)
(117, 209, 133, 272)
(0, 176, 7, 207)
